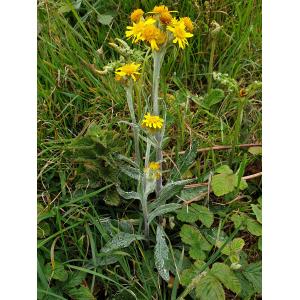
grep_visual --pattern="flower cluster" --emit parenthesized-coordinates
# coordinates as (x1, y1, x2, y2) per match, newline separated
(126, 5, 194, 51)
(115, 62, 141, 82)
(141, 113, 164, 132)
(144, 161, 161, 179)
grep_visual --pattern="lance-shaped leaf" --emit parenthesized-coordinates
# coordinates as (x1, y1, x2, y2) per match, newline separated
(119, 164, 142, 180)
(149, 179, 194, 211)
(148, 203, 181, 225)
(154, 225, 170, 282)
(116, 185, 141, 200)
(101, 232, 144, 253)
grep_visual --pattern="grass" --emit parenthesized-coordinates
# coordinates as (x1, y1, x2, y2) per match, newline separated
(38, 0, 262, 299)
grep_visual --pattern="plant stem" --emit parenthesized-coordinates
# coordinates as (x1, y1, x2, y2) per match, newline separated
(125, 83, 141, 166)
(152, 49, 166, 197)
(207, 37, 216, 92)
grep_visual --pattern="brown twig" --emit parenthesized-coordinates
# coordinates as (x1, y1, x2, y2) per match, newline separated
(163, 143, 261, 157)
(184, 171, 262, 189)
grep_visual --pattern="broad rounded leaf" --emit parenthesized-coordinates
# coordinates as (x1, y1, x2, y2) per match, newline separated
(196, 274, 225, 300)
(97, 14, 114, 25)
(212, 173, 236, 196)
(246, 218, 262, 236)
(221, 238, 245, 256)
(45, 262, 68, 282)
(211, 262, 241, 294)
(251, 204, 262, 224)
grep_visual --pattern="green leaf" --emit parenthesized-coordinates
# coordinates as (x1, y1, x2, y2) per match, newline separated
(180, 260, 205, 286)
(215, 165, 233, 175)
(97, 14, 114, 25)
(45, 262, 68, 282)
(258, 236, 262, 251)
(169, 141, 198, 181)
(236, 177, 248, 190)
(149, 179, 193, 210)
(211, 263, 241, 294)
(234, 272, 256, 300)
(66, 286, 95, 300)
(242, 261, 262, 293)
(154, 225, 170, 282)
(246, 218, 262, 236)
(101, 232, 144, 253)
(148, 203, 181, 225)
(177, 204, 214, 228)
(248, 146, 262, 155)
(116, 185, 141, 200)
(64, 271, 86, 289)
(202, 89, 225, 108)
(211, 173, 236, 196)
(189, 247, 206, 260)
(231, 214, 247, 229)
(251, 204, 262, 224)
(196, 274, 225, 300)
(180, 224, 211, 251)
(220, 238, 245, 256)
(58, 0, 82, 13)
(104, 190, 121, 206)
(37, 222, 51, 238)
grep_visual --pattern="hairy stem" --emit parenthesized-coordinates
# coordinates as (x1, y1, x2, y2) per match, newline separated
(152, 49, 166, 197)
(125, 83, 141, 166)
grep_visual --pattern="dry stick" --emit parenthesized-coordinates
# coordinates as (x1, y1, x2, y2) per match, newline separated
(184, 171, 262, 189)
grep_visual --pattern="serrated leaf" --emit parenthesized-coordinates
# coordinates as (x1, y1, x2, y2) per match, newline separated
(189, 247, 206, 260)
(101, 232, 143, 253)
(66, 286, 95, 300)
(180, 260, 205, 286)
(148, 203, 181, 225)
(202, 88, 225, 108)
(211, 263, 241, 294)
(211, 173, 236, 196)
(180, 224, 211, 251)
(248, 146, 262, 155)
(177, 204, 214, 228)
(154, 226, 170, 282)
(246, 218, 262, 236)
(242, 261, 262, 293)
(45, 262, 68, 282)
(251, 204, 262, 224)
(231, 214, 247, 229)
(64, 271, 86, 289)
(104, 190, 121, 206)
(221, 238, 245, 256)
(97, 14, 114, 25)
(169, 141, 198, 181)
(234, 271, 256, 300)
(196, 274, 225, 300)
(215, 165, 233, 174)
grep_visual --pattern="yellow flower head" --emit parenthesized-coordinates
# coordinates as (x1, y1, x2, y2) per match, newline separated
(159, 11, 172, 25)
(182, 17, 194, 32)
(126, 18, 156, 43)
(152, 5, 169, 14)
(115, 63, 141, 81)
(144, 162, 161, 179)
(167, 19, 193, 49)
(141, 113, 164, 129)
(149, 162, 160, 171)
(130, 8, 144, 23)
(141, 24, 166, 51)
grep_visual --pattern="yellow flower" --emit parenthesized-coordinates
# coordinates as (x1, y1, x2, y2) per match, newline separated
(159, 11, 172, 25)
(130, 8, 144, 23)
(167, 20, 193, 49)
(141, 24, 166, 51)
(182, 17, 194, 32)
(126, 18, 156, 43)
(115, 63, 141, 81)
(149, 161, 160, 171)
(144, 161, 161, 179)
(141, 113, 164, 129)
(152, 5, 169, 14)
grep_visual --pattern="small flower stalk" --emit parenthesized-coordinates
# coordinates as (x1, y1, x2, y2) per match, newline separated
(102, 5, 194, 241)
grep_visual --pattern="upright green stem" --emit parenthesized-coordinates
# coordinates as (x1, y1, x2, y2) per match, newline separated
(152, 49, 166, 197)
(125, 83, 141, 166)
